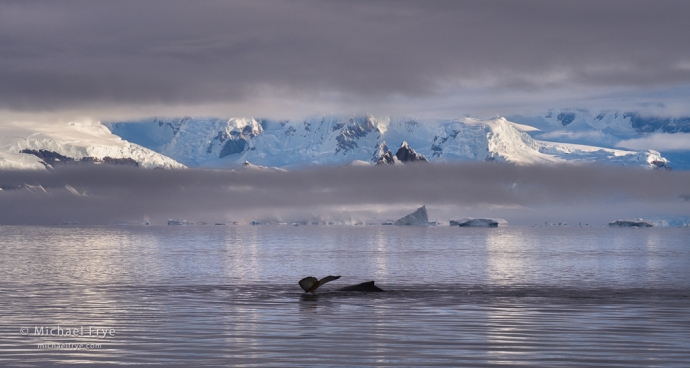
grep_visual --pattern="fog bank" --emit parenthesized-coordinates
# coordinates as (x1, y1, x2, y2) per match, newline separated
(0, 163, 687, 225)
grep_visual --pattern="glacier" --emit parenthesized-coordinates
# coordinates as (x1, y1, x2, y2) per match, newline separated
(0, 121, 185, 170)
(105, 115, 668, 169)
(509, 109, 690, 169)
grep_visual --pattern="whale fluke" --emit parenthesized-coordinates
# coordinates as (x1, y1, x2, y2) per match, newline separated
(337, 281, 384, 292)
(299, 275, 341, 293)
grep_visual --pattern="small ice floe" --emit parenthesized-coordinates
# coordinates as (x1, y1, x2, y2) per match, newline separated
(608, 219, 653, 228)
(167, 219, 206, 226)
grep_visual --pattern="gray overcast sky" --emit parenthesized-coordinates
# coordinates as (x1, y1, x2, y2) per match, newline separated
(1, 0, 690, 120)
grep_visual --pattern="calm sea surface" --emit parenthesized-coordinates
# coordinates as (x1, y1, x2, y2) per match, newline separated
(0, 225, 688, 367)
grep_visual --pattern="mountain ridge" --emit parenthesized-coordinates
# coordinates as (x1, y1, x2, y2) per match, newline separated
(106, 115, 669, 169)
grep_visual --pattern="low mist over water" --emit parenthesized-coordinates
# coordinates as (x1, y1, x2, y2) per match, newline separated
(1, 163, 689, 225)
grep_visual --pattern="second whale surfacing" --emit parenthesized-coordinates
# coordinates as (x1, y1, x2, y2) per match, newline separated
(298, 276, 385, 293)
(336, 281, 384, 292)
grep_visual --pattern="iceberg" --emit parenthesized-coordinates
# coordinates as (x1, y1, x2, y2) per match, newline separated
(395, 205, 433, 226)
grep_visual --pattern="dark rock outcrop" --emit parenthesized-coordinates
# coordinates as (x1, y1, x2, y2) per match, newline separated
(374, 141, 428, 165)
(375, 151, 396, 165)
(219, 139, 247, 158)
(20, 149, 74, 166)
(651, 160, 672, 170)
(394, 141, 428, 163)
(335, 117, 378, 155)
(557, 112, 576, 126)
(82, 156, 138, 166)
(20, 149, 139, 167)
(373, 141, 394, 164)
(625, 113, 690, 134)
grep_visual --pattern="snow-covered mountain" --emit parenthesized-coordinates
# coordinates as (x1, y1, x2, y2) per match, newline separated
(508, 109, 690, 147)
(508, 109, 690, 169)
(0, 121, 184, 170)
(106, 116, 668, 169)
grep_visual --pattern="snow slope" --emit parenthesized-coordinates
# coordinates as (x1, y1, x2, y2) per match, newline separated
(0, 121, 185, 170)
(106, 116, 667, 169)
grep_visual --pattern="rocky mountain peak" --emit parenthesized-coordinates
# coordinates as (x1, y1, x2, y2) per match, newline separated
(394, 141, 428, 163)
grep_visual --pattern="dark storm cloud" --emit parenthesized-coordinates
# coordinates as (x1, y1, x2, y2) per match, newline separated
(0, 164, 687, 225)
(0, 0, 689, 112)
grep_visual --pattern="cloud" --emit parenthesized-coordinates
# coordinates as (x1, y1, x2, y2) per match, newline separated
(0, 1, 690, 118)
(0, 163, 687, 225)
(535, 130, 610, 142)
(616, 133, 690, 151)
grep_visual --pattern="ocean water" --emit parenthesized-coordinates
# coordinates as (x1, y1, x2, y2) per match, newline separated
(0, 225, 688, 367)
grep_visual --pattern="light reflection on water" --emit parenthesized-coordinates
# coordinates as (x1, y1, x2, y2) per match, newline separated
(0, 225, 688, 366)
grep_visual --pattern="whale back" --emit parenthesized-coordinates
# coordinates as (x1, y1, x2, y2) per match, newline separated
(337, 281, 384, 292)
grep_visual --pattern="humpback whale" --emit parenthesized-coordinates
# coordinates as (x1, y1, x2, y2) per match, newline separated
(337, 281, 384, 292)
(299, 276, 385, 293)
(299, 276, 341, 293)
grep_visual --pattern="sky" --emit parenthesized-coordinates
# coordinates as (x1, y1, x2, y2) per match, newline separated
(617, 133, 690, 151)
(1, 0, 690, 122)
(1, 1, 689, 225)
(1, 164, 688, 225)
